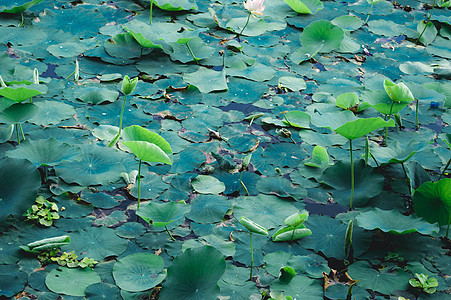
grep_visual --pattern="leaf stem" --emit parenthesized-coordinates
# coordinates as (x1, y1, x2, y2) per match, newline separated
(19, 123, 25, 141)
(416, 98, 419, 129)
(249, 232, 254, 280)
(439, 158, 450, 180)
(149, 0, 153, 24)
(446, 214, 450, 239)
(137, 159, 142, 210)
(186, 43, 199, 65)
(350, 139, 354, 209)
(108, 94, 127, 147)
(15, 123, 20, 145)
(401, 162, 411, 194)
(237, 13, 251, 42)
(364, 3, 374, 25)
(165, 225, 176, 241)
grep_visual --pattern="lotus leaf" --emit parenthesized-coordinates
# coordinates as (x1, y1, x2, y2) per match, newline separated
(283, 0, 323, 14)
(183, 68, 228, 93)
(371, 140, 427, 165)
(384, 79, 415, 103)
(27, 100, 75, 126)
(0, 102, 38, 123)
(347, 261, 410, 295)
(0, 158, 40, 222)
(182, 234, 236, 257)
(270, 276, 323, 300)
(332, 15, 363, 31)
(278, 77, 307, 91)
(0, 0, 43, 14)
(191, 175, 226, 194)
(356, 208, 439, 235)
(0, 265, 27, 297)
(45, 267, 101, 297)
(361, 90, 410, 115)
(85, 283, 121, 300)
(159, 245, 226, 300)
(186, 194, 231, 224)
(413, 178, 451, 226)
(300, 20, 344, 53)
(136, 201, 190, 227)
(0, 84, 45, 103)
(226, 16, 287, 37)
(239, 217, 268, 235)
(6, 138, 80, 166)
(321, 160, 385, 207)
(113, 253, 166, 292)
(304, 145, 329, 168)
(282, 111, 310, 128)
(256, 176, 307, 199)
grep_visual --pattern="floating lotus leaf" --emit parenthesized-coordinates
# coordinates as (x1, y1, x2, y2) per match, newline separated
(85, 283, 121, 300)
(163, 37, 215, 63)
(278, 77, 307, 91)
(113, 253, 166, 292)
(356, 208, 439, 235)
(186, 194, 231, 224)
(0, 0, 43, 13)
(122, 125, 172, 164)
(321, 159, 385, 207)
(183, 68, 228, 93)
(0, 158, 40, 222)
(46, 267, 101, 297)
(136, 201, 190, 227)
(159, 245, 226, 300)
(66, 226, 128, 260)
(417, 20, 438, 46)
(27, 100, 75, 126)
(283, 111, 311, 128)
(74, 86, 119, 105)
(332, 15, 363, 31)
(371, 140, 427, 165)
(335, 92, 358, 110)
(0, 102, 38, 123)
(0, 124, 13, 143)
(0, 265, 27, 297)
(0, 84, 45, 103)
(283, 0, 323, 14)
(413, 178, 451, 226)
(182, 234, 236, 257)
(226, 16, 287, 37)
(256, 176, 307, 199)
(300, 20, 344, 53)
(6, 138, 80, 167)
(54, 144, 124, 187)
(191, 175, 226, 194)
(347, 261, 410, 295)
(270, 276, 323, 300)
(154, 0, 198, 11)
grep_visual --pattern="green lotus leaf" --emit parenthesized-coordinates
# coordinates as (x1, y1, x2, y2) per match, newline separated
(0, 0, 43, 13)
(154, 0, 198, 11)
(270, 276, 323, 300)
(0, 103, 38, 123)
(47, 41, 91, 58)
(283, 0, 323, 14)
(283, 111, 311, 128)
(46, 267, 101, 297)
(264, 252, 329, 279)
(104, 33, 146, 60)
(163, 37, 215, 63)
(0, 265, 27, 297)
(332, 15, 364, 31)
(239, 216, 269, 235)
(272, 225, 312, 242)
(256, 176, 307, 199)
(85, 283, 121, 300)
(285, 211, 309, 227)
(361, 90, 410, 115)
(356, 208, 439, 235)
(136, 201, 190, 227)
(191, 175, 226, 194)
(0, 84, 45, 103)
(334, 117, 395, 140)
(113, 253, 166, 292)
(226, 16, 286, 37)
(65, 226, 127, 260)
(371, 140, 427, 165)
(74, 86, 119, 105)
(159, 245, 226, 300)
(122, 125, 172, 164)
(182, 234, 236, 257)
(0, 158, 40, 222)
(413, 178, 451, 225)
(6, 138, 80, 167)
(321, 159, 385, 207)
(186, 194, 231, 224)
(417, 20, 438, 46)
(0, 124, 13, 143)
(183, 67, 228, 93)
(335, 92, 358, 110)
(347, 261, 410, 295)
(304, 145, 330, 168)
(300, 20, 344, 53)
(27, 100, 76, 126)
(54, 144, 124, 187)
(384, 79, 415, 103)
(279, 77, 307, 91)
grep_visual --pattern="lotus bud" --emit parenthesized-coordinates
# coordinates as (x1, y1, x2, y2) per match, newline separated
(33, 68, 39, 84)
(121, 75, 138, 95)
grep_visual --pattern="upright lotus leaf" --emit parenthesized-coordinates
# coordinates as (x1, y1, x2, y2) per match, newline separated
(371, 140, 427, 165)
(0, 124, 13, 143)
(46, 267, 101, 297)
(361, 90, 410, 115)
(304, 145, 329, 168)
(321, 160, 385, 207)
(282, 111, 311, 128)
(0, 158, 40, 222)
(239, 217, 268, 235)
(384, 79, 415, 103)
(334, 117, 395, 140)
(356, 208, 439, 235)
(272, 225, 312, 242)
(137, 201, 190, 227)
(336, 92, 359, 110)
(283, 0, 323, 14)
(279, 266, 296, 284)
(0, 84, 46, 103)
(0, 103, 39, 123)
(311, 110, 357, 132)
(6, 138, 80, 167)
(159, 245, 226, 300)
(191, 175, 226, 194)
(183, 68, 228, 93)
(113, 253, 166, 292)
(0, 0, 43, 13)
(413, 179, 451, 226)
(300, 20, 344, 53)
(122, 125, 172, 164)
(74, 86, 119, 105)
(285, 211, 309, 227)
